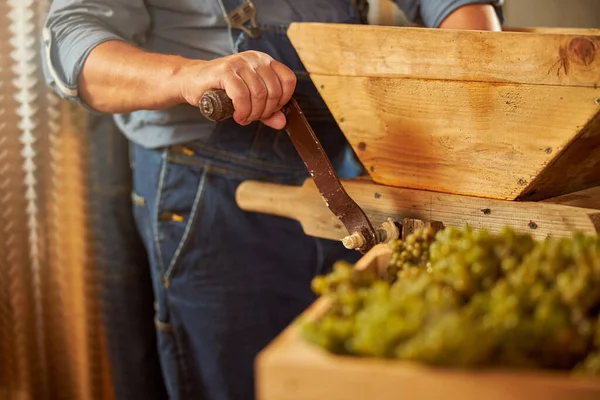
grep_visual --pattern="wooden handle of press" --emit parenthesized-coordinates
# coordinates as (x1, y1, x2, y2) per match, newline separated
(199, 89, 234, 121)
(235, 180, 303, 220)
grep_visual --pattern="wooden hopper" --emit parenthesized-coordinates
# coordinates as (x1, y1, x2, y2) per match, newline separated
(235, 25, 600, 241)
(286, 23, 600, 201)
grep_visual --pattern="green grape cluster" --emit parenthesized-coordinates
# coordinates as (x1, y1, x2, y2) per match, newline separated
(387, 226, 437, 283)
(301, 225, 600, 377)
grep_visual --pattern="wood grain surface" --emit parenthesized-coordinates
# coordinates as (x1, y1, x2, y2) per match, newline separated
(310, 75, 600, 199)
(236, 179, 600, 242)
(288, 23, 600, 88)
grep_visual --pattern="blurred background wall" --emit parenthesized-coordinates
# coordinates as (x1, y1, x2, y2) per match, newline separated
(503, 0, 600, 29)
(369, 0, 600, 28)
(0, 1, 598, 400)
(0, 1, 166, 399)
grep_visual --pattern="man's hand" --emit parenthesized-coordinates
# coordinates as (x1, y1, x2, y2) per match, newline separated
(78, 41, 296, 129)
(176, 51, 296, 130)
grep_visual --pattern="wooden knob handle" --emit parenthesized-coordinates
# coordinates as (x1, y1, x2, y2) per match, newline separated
(199, 89, 234, 121)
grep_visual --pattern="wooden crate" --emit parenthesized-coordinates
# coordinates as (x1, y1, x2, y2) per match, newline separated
(255, 245, 600, 400)
(287, 24, 600, 201)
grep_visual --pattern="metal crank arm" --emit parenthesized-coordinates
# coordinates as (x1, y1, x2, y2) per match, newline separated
(199, 89, 394, 252)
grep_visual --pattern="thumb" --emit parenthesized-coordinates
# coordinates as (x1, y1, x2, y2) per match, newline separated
(260, 111, 287, 130)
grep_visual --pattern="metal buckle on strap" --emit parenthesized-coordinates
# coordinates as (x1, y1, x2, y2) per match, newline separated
(225, 0, 261, 39)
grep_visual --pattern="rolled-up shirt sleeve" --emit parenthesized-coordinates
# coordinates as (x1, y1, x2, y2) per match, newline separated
(41, 0, 150, 105)
(392, 0, 504, 28)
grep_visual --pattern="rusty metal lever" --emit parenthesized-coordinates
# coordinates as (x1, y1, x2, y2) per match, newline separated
(199, 89, 382, 252)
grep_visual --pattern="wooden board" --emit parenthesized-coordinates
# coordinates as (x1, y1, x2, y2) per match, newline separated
(543, 185, 600, 210)
(287, 23, 600, 88)
(255, 245, 600, 400)
(286, 23, 600, 200)
(518, 111, 600, 201)
(310, 75, 600, 200)
(235, 178, 600, 242)
(505, 27, 600, 35)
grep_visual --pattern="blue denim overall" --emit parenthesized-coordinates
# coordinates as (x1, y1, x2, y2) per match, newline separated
(130, 2, 364, 399)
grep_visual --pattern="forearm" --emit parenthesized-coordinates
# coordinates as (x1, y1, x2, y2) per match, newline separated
(77, 39, 295, 128)
(439, 3, 502, 31)
(78, 40, 198, 113)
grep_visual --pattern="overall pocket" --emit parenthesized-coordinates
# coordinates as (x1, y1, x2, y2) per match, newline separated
(154, 153, 208, 284)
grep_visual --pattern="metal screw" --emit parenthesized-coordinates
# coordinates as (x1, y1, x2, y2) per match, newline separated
(528, 221, 538, 230)
(595, 98, 600, 105)
(378, 218, 400, 244)
(341, 232, 365, 250)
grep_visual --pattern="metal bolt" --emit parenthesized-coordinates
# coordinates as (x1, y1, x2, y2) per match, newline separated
(528, 221, 538, 230)
(341, 232, 365, 250)
(378, 218, 400, 244)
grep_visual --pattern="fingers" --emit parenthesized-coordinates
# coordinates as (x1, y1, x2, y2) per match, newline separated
(221, 72, 251, 125)
(237, 64, 269, 123)
(204, 51, 297, 127)
(270, 60, 296, 107)
(254, 63, 282, 121)
(261, 111, 286, 130)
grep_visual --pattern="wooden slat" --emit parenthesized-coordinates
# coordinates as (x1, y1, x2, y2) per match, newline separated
(287, 23, 600, 88)
(310, 75, 600, 200)
(235, 179, 600, 242)
(518, 111, 600, 200)
(256, 297, 600, 400)
(543, 185, 600, 210)
(505, 26, 600, 35)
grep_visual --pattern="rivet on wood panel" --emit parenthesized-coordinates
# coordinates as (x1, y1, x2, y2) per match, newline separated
(374, 192, 381, 199)
(517, 178, 527, 186)
(320, 84, 325, 89)
(370, 166, 375, 172)
(595, 98, 600, 105)
(357, 142, 366, 151)
(545, 147, 553, 154)
(481, 208, 491, 215)
(340, 117, 345, 123)
(528, 221, 538, 230)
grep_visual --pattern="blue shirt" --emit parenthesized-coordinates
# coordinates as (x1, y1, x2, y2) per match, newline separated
(42, 0, 504, 148)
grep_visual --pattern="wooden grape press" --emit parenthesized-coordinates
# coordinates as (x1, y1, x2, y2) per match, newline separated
(233, 23, 600, 399)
